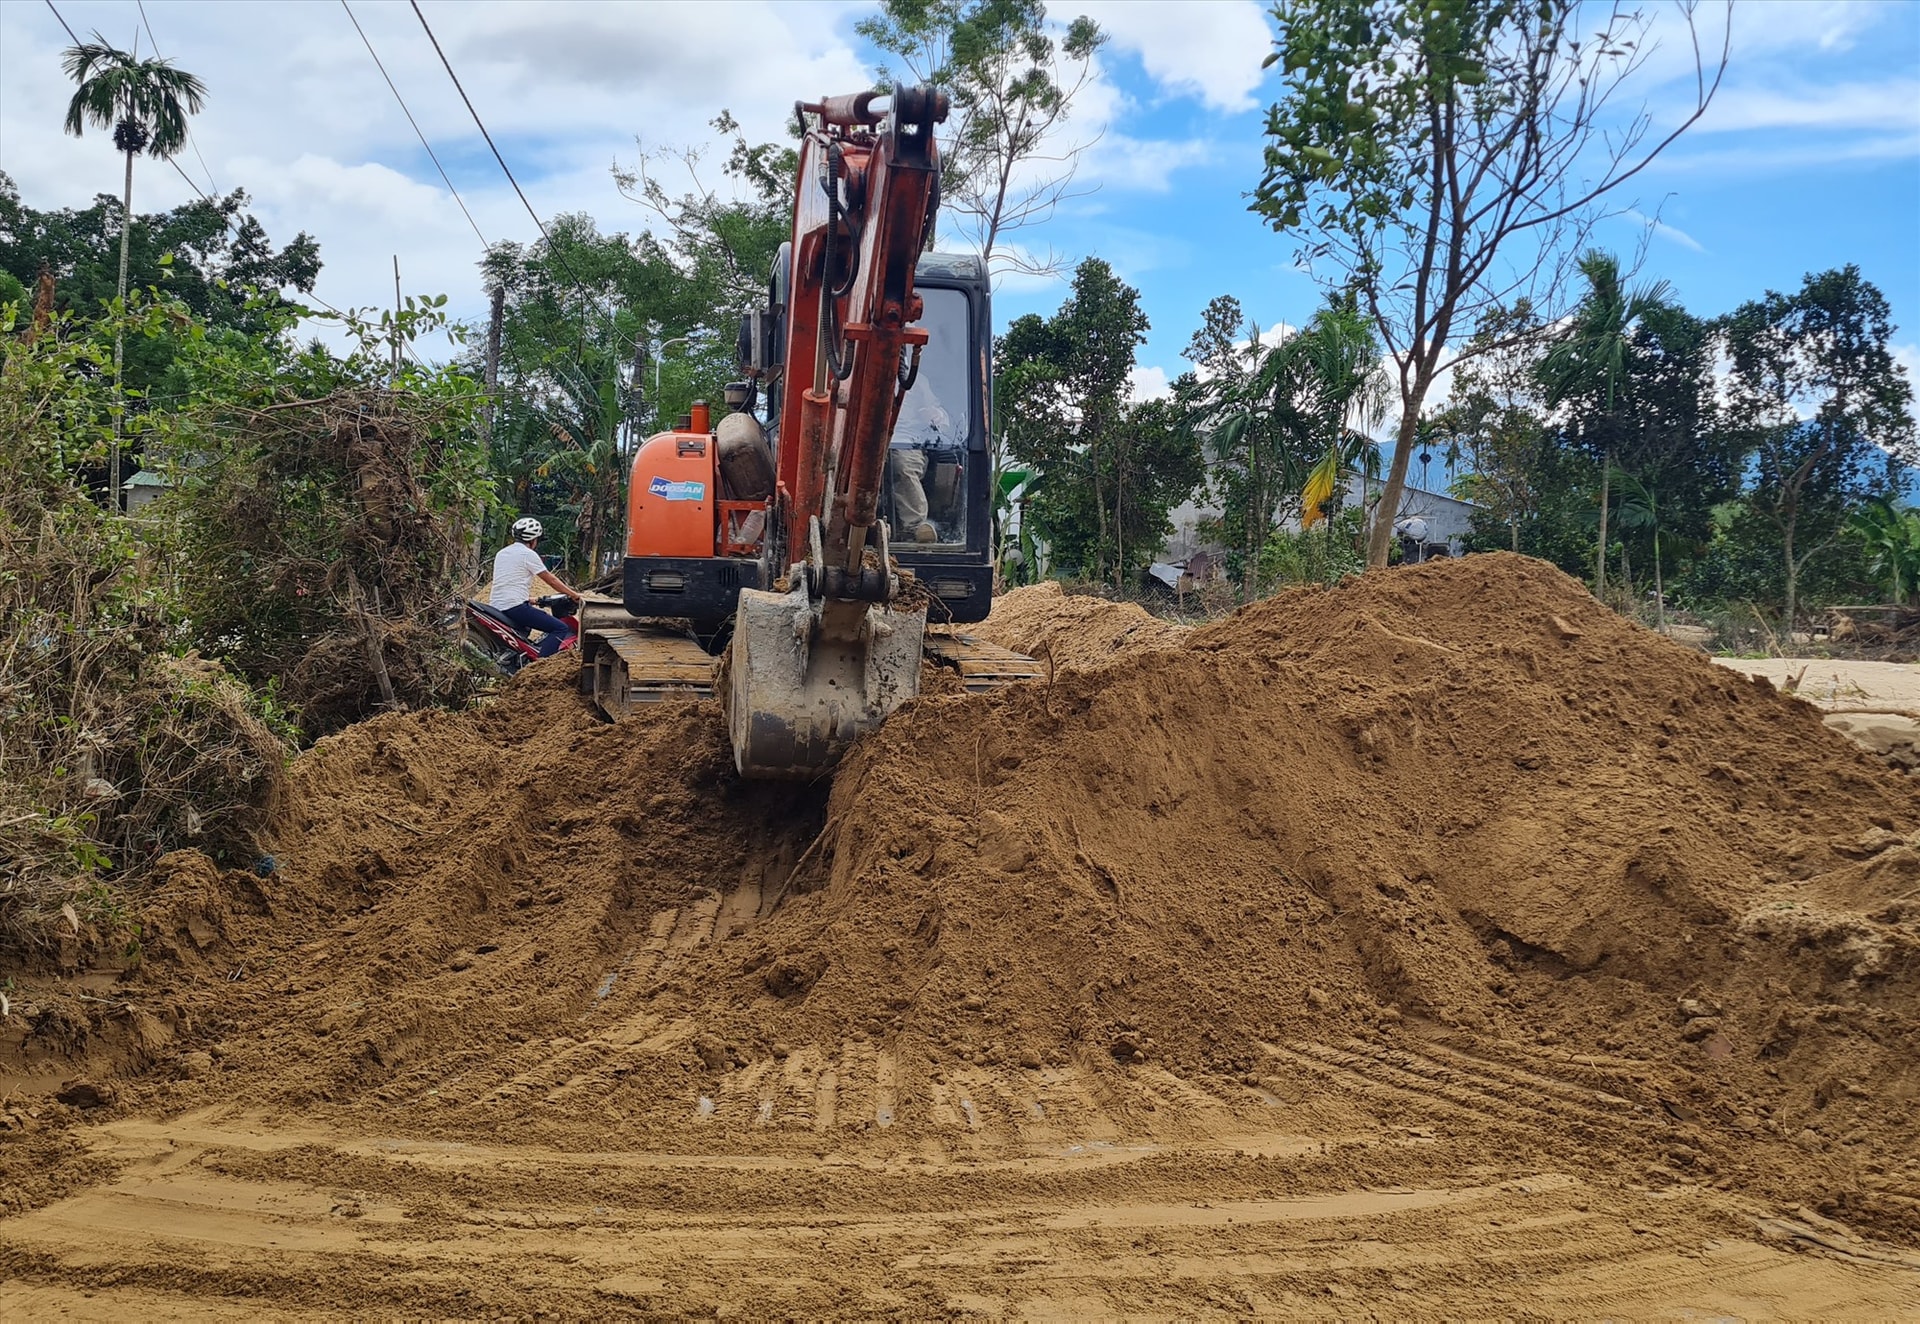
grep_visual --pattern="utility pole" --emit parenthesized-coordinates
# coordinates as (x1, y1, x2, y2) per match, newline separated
(391, 255, 403, 384)
(484, 285, 504, 434)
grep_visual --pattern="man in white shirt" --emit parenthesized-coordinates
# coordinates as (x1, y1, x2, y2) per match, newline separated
(490, 517, 584, 657)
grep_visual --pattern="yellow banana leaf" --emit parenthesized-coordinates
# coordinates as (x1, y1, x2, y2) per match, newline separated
(1301, 449, 1338, 529)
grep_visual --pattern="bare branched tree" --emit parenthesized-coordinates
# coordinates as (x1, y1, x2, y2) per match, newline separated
(1255, 0, 1729, 568)
(859, 0, 1106, 279)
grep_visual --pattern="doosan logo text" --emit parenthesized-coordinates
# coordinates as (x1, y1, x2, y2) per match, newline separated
(648, 477, 706, 502)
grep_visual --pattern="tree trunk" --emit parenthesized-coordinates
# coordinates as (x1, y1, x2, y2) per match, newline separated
(1594, 449, 1613, 599)
(1783, 519, 1799, 641)
(1366, 389, 1426, 569)
(111, 148, 135, 515)
(1652, 533, 1665, 633)
(1090, 444, 1108, 586)
(474, 285, 504, 576)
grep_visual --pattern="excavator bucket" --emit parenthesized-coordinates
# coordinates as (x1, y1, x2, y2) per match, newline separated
(726, 580, 926, 779)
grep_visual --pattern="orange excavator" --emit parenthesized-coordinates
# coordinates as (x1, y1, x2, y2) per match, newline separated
(579, 85, 1039, 777)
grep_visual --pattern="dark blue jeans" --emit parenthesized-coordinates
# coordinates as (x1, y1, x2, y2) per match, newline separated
(503, 602, 574, 657)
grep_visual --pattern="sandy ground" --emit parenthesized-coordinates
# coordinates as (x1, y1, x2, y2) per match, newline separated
(1713, 656, 1920, 710)
(5, 1087, 1918, 1318)
(6, 566, 1920, 1317)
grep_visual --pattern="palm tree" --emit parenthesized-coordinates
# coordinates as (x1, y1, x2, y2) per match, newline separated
(1197, 304, 1390, 596)
(1296, 303, 1391, 532)
(1539, 250, 1672, 598)
(1847, 497, 1920, 607)
(1610, 467, 1689, 632)
(62, 36, 207, 513)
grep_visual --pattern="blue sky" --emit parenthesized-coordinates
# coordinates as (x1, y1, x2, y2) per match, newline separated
(2, 0, 1915, 407)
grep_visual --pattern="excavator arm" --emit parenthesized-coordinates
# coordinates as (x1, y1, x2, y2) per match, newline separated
(726, 86, 950, 778)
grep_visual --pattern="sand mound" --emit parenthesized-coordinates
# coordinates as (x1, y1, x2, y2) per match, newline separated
(971, 581, 1187, 671)
(42, 555, 1920, 1244)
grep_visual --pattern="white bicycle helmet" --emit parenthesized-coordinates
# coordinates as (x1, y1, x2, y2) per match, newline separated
(511, 516, 544, 542)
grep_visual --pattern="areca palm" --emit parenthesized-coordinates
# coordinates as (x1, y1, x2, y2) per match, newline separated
(1539, 250, 1672, 597)
(62, 36, 207, 512)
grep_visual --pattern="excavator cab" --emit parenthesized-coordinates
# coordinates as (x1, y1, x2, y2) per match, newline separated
(878, 257, 995, 623)
(740, 248, 996, 627)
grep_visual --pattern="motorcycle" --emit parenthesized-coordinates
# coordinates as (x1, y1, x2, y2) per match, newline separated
(461, 594, 580, 677)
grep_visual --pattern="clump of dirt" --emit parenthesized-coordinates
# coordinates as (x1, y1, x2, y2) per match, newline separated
(972, 581, 1187, 671)
(15, 556, 1920, 1243)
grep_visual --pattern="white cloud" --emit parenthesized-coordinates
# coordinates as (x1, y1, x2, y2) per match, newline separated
(1623, 209, 1706, 255)
(1693, 79, 1920, 136)
(1128, 364, 1172, 401)
(1081, 133, 1213, 193)
(1077, 0, 1271, 114)
(0, 0, 874, 331)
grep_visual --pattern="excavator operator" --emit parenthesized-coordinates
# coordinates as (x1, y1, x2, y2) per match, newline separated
(888, 387, 953, 544)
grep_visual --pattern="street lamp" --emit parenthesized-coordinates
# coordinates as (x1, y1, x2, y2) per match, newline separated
(653, 335, 692, 404)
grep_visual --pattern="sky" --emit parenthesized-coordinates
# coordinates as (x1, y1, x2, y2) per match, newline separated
(2, 0, 1916, 410)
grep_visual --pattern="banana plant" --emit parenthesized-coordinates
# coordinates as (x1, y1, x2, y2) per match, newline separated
(1846, 496, 1920, 606)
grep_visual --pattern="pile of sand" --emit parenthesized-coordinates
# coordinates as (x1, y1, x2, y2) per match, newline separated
(968, 580, 1187, 671)
(27, 554, 1919, 1241)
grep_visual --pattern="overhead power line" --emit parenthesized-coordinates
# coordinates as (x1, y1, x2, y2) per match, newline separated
(136, 0, 220, 197)
(406, 0, 600, 310)
(340, 0, 489, 250)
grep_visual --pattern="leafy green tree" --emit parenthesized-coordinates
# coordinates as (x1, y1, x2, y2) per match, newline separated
(1000, 258, 1197, 585)
(61, 35, 208, 513)
(1720, 266, 1918, 628)
(858, 0, 1105, 276)
(1539, 250, 1675, 596)
(475, 169, 785, 575)
(0, 171, 321, 389)
(1253, 0, 1725, 569)
(1435, 301, 1552, 552)
(614, 111, 797, 320)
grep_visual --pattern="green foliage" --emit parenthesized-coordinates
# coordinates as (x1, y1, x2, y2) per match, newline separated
(477, 115, 799, 575)
(1846, 498, 1920, 605)
(62, 36, 207, 160)
(1184, 295, 1387, 597)
(0, 170, 322, 404)
(1539, 253, 1740, 600)
(999, 258, 1199, 587)
(162, 296, 490, 736)
(0, 303, 287, 949)
(1720, 265, 1917, 625)
(1253, 0, 1723, 567)
(1257, 505, 1367, 590)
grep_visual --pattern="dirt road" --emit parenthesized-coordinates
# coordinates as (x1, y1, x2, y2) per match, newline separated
(6, 1070, 1917, 1317)
(5, 558, 1919, 1316)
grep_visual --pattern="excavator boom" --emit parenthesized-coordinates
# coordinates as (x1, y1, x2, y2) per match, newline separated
(726, 86, 948, 779)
